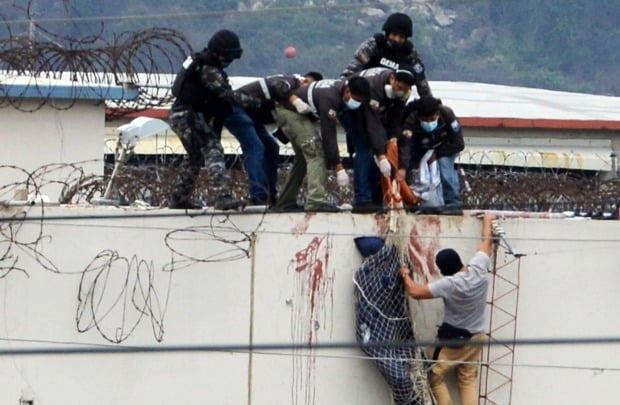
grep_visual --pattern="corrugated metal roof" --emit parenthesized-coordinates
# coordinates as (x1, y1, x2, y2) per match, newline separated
(104, 129, 615, 172)
(118, 77, 620, 129)
(431, 81, 620, 121)
(0, 73, 139, 100)
(100, 77, 620, 172)
(459, 137, 613, 171)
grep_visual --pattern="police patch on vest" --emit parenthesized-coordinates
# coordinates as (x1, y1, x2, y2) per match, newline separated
(379, 57, 399, 70)
(451, 120, 461, 132)
(314, 79, 338, 88)
(182, 55, 194, 69)
(402, 129, 413, 138)
(360, 67, 385, 78)
(413, 62, 424, 75)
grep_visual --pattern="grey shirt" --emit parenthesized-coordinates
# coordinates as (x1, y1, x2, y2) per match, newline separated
(428, 251, 489, 334)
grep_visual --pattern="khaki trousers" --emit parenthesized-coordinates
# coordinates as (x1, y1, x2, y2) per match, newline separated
(428, 333, 486, 405)
(274, 107, 328, 209)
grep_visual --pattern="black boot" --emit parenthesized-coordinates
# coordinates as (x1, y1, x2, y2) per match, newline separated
(169, 167, 201, 209)
(214, 195, 244, 210)
(169, 200, 204, 210)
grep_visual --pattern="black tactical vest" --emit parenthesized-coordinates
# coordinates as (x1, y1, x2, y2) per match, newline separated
(172, 50, 218, 108)
(367, 33, 415, 71)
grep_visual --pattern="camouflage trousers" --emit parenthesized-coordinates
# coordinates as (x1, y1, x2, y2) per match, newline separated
(168, 107, 231, 205)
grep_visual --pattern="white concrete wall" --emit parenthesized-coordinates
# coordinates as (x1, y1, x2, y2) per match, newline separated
(505, 218, 620, 405)
(0, 101, 104, 202)
(0, 206, 618, 404)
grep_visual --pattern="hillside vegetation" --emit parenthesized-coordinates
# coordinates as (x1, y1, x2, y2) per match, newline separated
(3, 0, 619, 95)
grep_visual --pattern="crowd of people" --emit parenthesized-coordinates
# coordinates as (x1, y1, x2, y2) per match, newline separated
(168, 13, 465, 214)
(167, 14, 492, 404)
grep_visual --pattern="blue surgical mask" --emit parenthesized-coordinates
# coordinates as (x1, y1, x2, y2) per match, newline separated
(345, 98, 362, 110)
(420, 119, 438, 132)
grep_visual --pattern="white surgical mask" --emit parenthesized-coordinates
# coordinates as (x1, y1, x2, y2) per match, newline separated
(420, 119, 438, 132)
(345, 98, 362, 110)
(400, 89, 412, 102)
(384, 84, 405, 99)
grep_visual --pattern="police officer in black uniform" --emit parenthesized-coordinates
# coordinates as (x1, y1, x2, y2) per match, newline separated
(340, 12, 432, 98)
(168, 29, 261, 210)
(347, 67, 418, 211)
(225, 73, 321, 206)
(397, 96, 465, 213)
(340, 13, 433, 165)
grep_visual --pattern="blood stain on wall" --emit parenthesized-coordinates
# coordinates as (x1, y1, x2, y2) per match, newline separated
(408, 216, 442, 283)
(288, 234, 334, 405)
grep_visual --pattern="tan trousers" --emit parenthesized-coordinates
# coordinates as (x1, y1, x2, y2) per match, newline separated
(274, 107, 328, 209)
(428, 333, 486, 405)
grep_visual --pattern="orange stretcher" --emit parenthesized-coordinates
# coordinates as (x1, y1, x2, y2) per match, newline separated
(381, 140, 421, 207)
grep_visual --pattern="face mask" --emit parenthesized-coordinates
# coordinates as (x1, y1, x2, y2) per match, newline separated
(384, 85, 404, 100)
(387, 40, 402, 50)
(400, 89, 412, 101)
(420, 119, 438, 132)
(345, 98, 362, 110)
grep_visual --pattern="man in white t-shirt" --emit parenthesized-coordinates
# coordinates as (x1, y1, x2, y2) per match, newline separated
(400, 213, 496, 405)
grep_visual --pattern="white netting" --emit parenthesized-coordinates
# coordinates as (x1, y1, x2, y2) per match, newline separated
(353, 209, 435, 405)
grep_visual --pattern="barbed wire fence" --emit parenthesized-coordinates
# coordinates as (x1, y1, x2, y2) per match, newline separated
(0, 2, 618, 215)
(107, 161, 620, 215)
(3, 151, 618, 216)
(0, 1, 190, 114)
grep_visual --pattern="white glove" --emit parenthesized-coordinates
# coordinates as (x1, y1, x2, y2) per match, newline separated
(375, 156, 391, 177)
(336, 168, 350, 186)
(293, 98, 312, 114)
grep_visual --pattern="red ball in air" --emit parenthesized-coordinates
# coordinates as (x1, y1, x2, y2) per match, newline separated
(284, 46, 297, 58)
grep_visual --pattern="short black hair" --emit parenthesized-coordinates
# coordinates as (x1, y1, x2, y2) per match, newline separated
(393, 68, 416, 85)
(346, 76, 371, 100)
(416, 96, 441, 117)
(304, 71, 323, 81)
(435, 248, 464, 276)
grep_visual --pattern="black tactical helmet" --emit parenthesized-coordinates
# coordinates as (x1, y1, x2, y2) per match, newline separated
(382, 12, 412, 37)
(208, 29, 243, 60)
